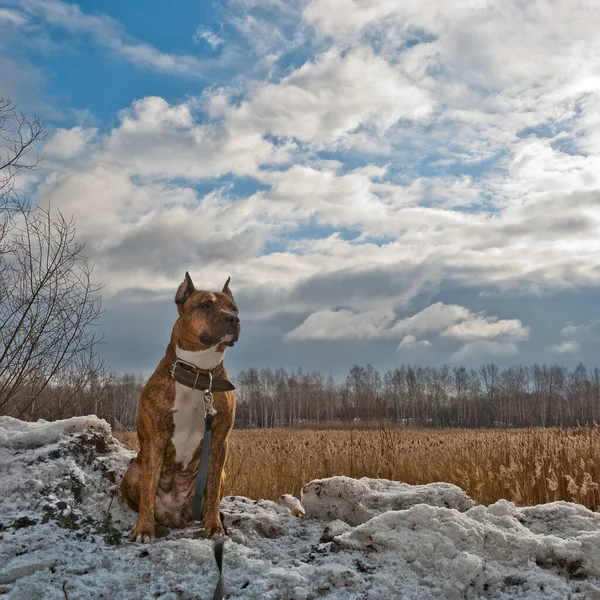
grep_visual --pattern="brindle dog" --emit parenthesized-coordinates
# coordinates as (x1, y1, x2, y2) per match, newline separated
(120, 272, 240, 542)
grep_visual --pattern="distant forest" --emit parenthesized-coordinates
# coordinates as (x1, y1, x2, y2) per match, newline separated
(9, 362, 600, 431)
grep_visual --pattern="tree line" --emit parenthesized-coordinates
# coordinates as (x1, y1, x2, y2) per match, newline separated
(16, 361, 596, 431)
(233, 362, 600, 429)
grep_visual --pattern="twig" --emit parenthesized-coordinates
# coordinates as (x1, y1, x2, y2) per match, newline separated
(105, 494, 114, 524)
(62, 582, 69, 600)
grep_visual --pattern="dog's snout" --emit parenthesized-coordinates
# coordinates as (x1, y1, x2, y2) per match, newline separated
(227, 314, 240, 325)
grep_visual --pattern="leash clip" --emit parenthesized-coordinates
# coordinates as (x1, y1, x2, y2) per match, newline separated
(203, 371, 214, 417)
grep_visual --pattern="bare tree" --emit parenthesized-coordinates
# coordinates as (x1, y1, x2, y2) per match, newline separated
(0, 98, 45, 207)
(1, 98, 46, 300)
(0, 205, 105, 417)
(0, 100, 105, 418)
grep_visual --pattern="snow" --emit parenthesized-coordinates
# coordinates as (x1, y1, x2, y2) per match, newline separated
(0, 415, 111, 448)
(302, 476, 475, 525)
(1, 418, 600, 599)
(278, 493, 305, 517)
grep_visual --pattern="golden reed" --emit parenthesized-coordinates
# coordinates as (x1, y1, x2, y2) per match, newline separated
(114, 425, 600, 510)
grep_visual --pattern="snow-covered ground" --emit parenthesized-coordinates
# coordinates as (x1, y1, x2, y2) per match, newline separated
(2, 417, 600, 599)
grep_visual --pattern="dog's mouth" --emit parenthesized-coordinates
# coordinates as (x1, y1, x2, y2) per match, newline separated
(221, 333, 238, 347)
(199, 331, 239, 347)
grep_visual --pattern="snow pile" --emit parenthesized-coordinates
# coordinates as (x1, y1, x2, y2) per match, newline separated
(302, 476, 475, 525)
(0, 415, 112, 448)
(2, 418, 600, 599)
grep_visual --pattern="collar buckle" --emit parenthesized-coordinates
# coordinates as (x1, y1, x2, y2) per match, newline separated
(171, 358, 201, 378)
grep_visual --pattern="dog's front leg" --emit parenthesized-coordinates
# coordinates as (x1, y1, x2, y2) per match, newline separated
(202, 437, 228, 537)
(131, 436, 166, 543)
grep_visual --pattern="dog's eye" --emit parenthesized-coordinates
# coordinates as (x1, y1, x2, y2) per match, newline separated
(199, 303, 212, 310)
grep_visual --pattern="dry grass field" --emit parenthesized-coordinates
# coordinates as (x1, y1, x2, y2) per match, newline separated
(114, 426, 600, 510)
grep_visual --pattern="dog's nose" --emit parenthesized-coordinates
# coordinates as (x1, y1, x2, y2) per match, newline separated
(227, 314, 240, 325)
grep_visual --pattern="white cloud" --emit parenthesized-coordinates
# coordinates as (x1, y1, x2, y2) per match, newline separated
(0, 8, 27, 25)
(8, 0, 600, 369)
(100, 96, 292, 180)
(44, 126, 97, 159)
(450, 341, 519, 362)
(548, 341, 581, 355)
(441, 316, 530, 343)
(224, 47, 433, 147)
(284, 308, 395, 341)
(304, 0, 405, 41)
(30, 94, 600, 311)
(389, 303, 470, 337)
(304, 0, 600, 94)
(502, 138, 600, 199)
(304, 0, 600, 173)
(400, 176, 483, 209)
(258, 164, 389, 227)
(397, 335, 431, 351)
(575, 90, 600, 155)
(18, 0, 207, 78)
(193, 26, 224, 49)
(561, 320, 599, 337)
(284, 301, 529, 361)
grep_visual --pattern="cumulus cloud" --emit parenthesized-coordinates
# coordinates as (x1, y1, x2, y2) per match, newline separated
(7, 0, 600, 370)
(305, 0, 600, 174)
(441, 316, 530, 343)
(100, 96, 292, 180)
(223, 46, 433, 147)
(44, 126, 97, 160)
(304, 0, 600, 97)
(502, 138, 600, 199)
(259, 164, 390, 227)
(102, 207, 266, 275)
(389, 303, 470, 337)
(548, 341, 581, 355)
(397, 335, 431, 351)
(450, 341, 519, 363)
(37, 166, 278, 295)
(561, 320, 599, 337)
(284, 308, 395, 341)
(30, 94, 600, 322)
(20, 0, 600, 310)
(285, 301, 529, 361)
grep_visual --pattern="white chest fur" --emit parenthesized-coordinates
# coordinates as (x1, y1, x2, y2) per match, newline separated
(171, 382, 207, 469)
(176, 344, 225, 370)
(171, 345, 224, 469)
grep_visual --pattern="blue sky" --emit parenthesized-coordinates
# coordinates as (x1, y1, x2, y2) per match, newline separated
(1, 0, 600, 377)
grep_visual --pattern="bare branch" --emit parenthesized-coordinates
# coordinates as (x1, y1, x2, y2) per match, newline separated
(0, 98, 46, 209)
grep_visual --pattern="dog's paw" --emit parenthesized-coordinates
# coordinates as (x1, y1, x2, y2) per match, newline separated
(130, 523, 155, 543)
(204, 522, 226, 539)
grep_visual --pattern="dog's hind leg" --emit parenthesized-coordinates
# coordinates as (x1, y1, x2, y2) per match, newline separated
(130, 410, 169, 543)
(120, 457, 142, 512)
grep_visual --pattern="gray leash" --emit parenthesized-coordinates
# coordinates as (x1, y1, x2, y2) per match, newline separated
(190, 373, 227, 600)
(212, 539, 226, 600)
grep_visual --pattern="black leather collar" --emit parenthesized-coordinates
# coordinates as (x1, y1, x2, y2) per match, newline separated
(170, 359, 235, 392)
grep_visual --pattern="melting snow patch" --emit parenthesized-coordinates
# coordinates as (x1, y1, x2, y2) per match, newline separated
(301, 476, 475, 525)
(1, 417, 600, 599)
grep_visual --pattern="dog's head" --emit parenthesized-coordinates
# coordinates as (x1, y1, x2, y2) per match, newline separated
(174, 272, 240, 351)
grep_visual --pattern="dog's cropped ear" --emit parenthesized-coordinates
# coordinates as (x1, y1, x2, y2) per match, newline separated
(175, 271, 195, 305)
(222, 276, 233, 299)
